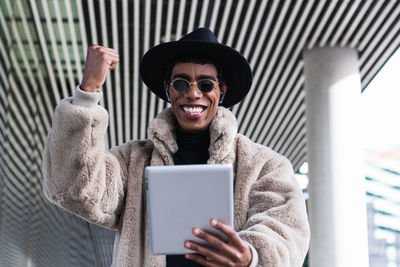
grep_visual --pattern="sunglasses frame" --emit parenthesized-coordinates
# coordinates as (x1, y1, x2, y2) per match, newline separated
(169, 78, 219, 93)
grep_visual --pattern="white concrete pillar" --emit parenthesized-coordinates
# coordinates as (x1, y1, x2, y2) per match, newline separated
(304, 47, 369, 267)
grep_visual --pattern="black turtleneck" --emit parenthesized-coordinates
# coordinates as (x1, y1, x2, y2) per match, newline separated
(172, 129, 210, 165)
(166, 128, 210, 267)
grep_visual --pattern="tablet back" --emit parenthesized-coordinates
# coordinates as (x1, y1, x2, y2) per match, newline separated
(145, 164, 234, 255)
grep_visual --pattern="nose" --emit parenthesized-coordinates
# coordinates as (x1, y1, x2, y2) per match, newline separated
(184, 82, 202, 99)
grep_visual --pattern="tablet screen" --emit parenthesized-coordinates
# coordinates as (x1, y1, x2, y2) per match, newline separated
(145, 164, 234, 255)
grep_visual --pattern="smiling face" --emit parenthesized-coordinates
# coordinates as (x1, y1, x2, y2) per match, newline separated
(165, 62, 227, 133)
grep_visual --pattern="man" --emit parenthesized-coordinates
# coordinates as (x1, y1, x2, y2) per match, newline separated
(43, 28, 310, 266)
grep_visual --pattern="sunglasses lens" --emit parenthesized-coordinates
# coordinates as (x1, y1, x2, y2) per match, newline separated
(172, 80, 189, 92)
(197, 80, 214, 92)
(171, 79, 215, 92)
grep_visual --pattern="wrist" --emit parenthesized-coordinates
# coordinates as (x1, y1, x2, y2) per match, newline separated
(80, 81, 100, 92)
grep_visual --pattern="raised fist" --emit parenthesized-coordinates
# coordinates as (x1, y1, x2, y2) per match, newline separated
(80, 45, 119, 92)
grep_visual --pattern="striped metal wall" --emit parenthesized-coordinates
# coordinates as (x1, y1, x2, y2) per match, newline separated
(0, 0, 399, 265)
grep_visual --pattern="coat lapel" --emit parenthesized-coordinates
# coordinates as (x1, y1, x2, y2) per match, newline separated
(147, 108, 177, 165)
(208, 107, 238, 165)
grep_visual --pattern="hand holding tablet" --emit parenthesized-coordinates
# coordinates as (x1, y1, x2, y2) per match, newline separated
(185, 219, 252, 266)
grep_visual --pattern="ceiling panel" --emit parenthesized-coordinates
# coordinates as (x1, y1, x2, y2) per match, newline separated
(1, 0, 399, 265)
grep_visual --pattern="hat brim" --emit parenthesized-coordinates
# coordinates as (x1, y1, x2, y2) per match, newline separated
(140, 41, 252, 108)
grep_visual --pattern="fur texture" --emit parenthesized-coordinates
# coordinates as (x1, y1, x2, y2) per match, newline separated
(43, 98, 310, 266)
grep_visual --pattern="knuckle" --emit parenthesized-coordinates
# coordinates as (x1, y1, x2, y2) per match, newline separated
(100, 53, 109, 61)
(240, 242, 248, 251)
(227, 231, 236, 239)
(89, 44, 98, 51)
(214, 239, 224, 248)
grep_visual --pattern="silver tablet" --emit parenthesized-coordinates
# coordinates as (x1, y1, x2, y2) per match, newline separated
(145, 164, 234, 255)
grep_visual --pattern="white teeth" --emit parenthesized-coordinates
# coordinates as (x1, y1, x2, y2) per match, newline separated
(183, 106, 204, 115)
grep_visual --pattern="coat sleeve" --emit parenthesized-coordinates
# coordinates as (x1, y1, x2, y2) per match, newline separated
(237, 151, 310, 267)
(42, 96, 128, 230)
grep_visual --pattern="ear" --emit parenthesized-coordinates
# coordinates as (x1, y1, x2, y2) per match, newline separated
(221, 84, 227, 93)
(164, 81, 171, 102)
(164, 80, 170, 91)
(219, 85, 227, 104)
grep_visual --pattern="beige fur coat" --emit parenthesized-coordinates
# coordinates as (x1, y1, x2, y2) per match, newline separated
(43, 95, 310, 266)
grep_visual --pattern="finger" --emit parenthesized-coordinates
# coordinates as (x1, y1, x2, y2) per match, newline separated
(210, 219, 247, 251)
(85, 52, 119, 68)
(99, 46, 119, 54)
(89, 45, 118, 54)
(102, 50, 119, 59)
(108, 55, 120, 62)
(101, 50, 119, 59)
(191, 227, 239, 260)
(109, 60, 119, 70)
(99, 54, 119, 69)
(185, 240, 229, 264)
(89, 47, 119, 60)
(185, 253, 219, 267)
(88, 44, 100, 49)
(109, 58, 119, 68)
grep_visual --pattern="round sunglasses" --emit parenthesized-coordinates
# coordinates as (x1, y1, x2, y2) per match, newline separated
(169, 78, 219, 93)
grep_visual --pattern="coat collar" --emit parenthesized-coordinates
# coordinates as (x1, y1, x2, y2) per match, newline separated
(147, 107, 238, 164)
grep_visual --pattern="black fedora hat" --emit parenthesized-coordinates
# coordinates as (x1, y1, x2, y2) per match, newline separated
(140, 28, 252, 108)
